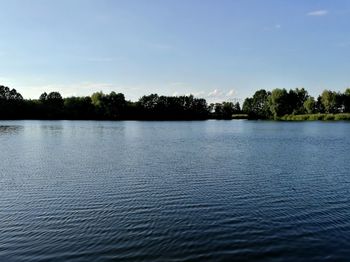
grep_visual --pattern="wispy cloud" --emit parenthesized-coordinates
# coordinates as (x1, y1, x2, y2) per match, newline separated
(171, 89, 204, 97)
(205, 89, 239, 102)
(226, 89, 235, 97)
(307, 10, 328, 16)
(193, 91, 205, 97)
(170, 88, 238, 102)
(208, 89, 223, 98)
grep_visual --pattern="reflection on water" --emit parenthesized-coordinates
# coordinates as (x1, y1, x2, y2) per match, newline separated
(40, 123, 64, 132)
(0, 125, 23, 135)
(0, 120, 350, 262)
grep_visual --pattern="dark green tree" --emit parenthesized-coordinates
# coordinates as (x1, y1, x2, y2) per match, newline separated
(243, 89, 271, 119)
(287, 88, 308, 114)
(304, 97, 316, 114)
(344, 88, 350, 113)
(269, 88, 290, 119)
(64, 96, 95, 119)
(321, 90, 338, 113)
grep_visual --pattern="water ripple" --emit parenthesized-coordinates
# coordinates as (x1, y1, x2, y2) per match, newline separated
(0, 120, 350, 261)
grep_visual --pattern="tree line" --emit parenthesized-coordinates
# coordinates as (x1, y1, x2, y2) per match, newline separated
(1, 85, 350, 120)
(242, 88, 350, 119)
(0, 85, 240, 120)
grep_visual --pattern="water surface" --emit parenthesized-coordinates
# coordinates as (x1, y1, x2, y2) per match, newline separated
(1, 120, 350, 261)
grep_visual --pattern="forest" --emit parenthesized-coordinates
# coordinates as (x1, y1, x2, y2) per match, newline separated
(1, 85, 350, 120)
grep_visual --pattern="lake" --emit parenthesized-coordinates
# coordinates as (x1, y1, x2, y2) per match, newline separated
(1, 120, 350, 261)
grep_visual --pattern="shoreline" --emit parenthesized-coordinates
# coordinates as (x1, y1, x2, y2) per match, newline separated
(1, 113, 350, 121)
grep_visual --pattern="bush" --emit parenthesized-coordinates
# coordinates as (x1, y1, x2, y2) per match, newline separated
(334, 114, 350, 121)
(280, 113, 350, 121)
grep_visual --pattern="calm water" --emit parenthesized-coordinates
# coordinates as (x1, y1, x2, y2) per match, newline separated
(1, 120, 350, 262)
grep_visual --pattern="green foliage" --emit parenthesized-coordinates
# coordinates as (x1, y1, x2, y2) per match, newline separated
(269, 88, 290, 119)
(231, 114, 248, 119)
(334, 113, 350, 120)
(280, 113, 350, 121)
(243, 89, 271, 119)
(288, 88, 308, 114)
(321, 90, 340, 113)
(304, 97, 316, 114)
(64, 96, 95, 119)
(242, 98, 252, 114)
(244, 87, 350, 120)
(138, 94, 209, 119)
(211, 101, 241, 119)
(91, 91, 126, 119)
(267, 88, 309, 118)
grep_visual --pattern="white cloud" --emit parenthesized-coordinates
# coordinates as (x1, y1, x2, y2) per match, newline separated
(170, 89, 236, 102)
(208, 89, 223, 97)
(226, 89, 236, 97)
(307, 10, 328, 16)
(208, 89, 236, 98)
(171, 90, 205, 97)
(204, 89, 240, 103)
(193, 91, 205, 97)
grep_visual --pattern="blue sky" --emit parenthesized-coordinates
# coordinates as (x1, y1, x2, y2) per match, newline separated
(0, 0, 349, 102)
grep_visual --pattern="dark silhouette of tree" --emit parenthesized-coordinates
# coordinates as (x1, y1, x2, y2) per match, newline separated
(91, 91, 126, 119)
(64, 96, 95, 119)
(137, 94, 209, 119)
(38, 91, 64, 119)
(39, 92, 48, 101)
(0, 85, 24, 119)
(210, 102, 241, 119)
(287, 88, 308, 114)
(269, 89, 290, 119)
(0, 85, 23, 100)
(344, 88, 350, 113)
